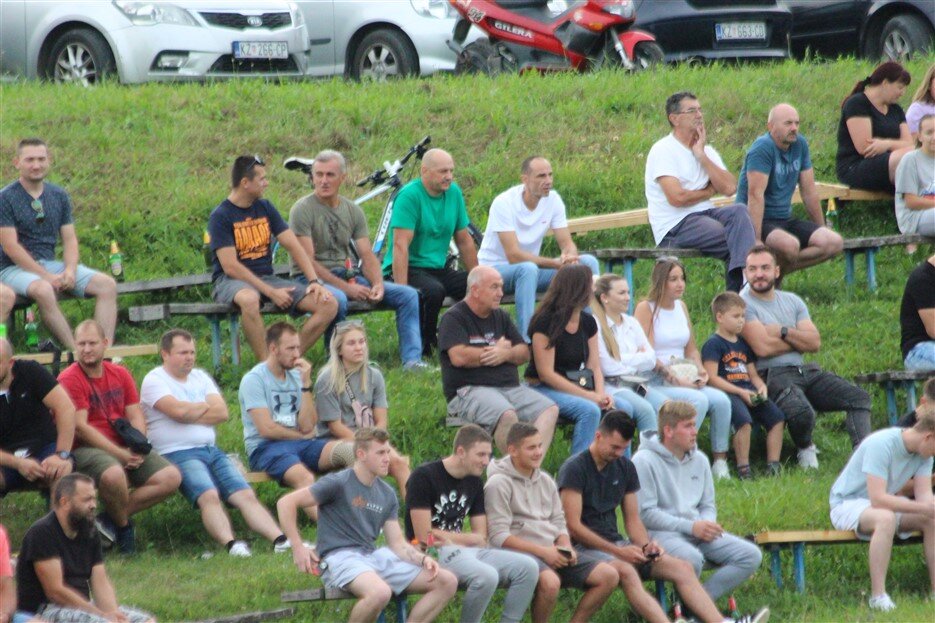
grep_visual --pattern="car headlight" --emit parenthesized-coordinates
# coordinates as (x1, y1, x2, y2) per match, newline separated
(288, 2, 306, 28)
(113, 1, 199, 26)
(410, 0, 450, 19)
(603, 0, 635, 19)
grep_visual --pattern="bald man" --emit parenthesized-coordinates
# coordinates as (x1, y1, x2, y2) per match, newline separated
(736, 103, 843, 275)
(381, 149, 478, 357)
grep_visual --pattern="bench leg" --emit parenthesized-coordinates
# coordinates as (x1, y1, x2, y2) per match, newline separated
(843, 251, 856, 289)
(769, 546, 783, 590)
(906, 381, 918, 412)
(394, 594, 408, 623)
(655, 580, 667, 612)
(792, 542, 806, 593)
(624, 259, 635, 315)
(885, 381, 899, 426)
(209, 315, 223, 372)
(865, 248, 878, 292)
(229, 314, 241, 367)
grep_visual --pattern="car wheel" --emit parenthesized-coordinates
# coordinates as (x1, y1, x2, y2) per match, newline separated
(45, 28, 116, 85)
(350, 29, 418, 81)
(454, 39, 500, 75)
(879, 14, 934, 60)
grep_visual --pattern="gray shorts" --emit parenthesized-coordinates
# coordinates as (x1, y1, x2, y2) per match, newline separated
(447, 385, 556, 431)
(322, 546, 422, 595)
(37, 604, 152, 623)
(212, 274, 307, 317)
(531, 548, 604, 589)
(577, 540, 654, 580)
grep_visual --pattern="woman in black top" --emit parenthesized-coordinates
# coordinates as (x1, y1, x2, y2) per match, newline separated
(526, 264, 629, 455)
(837, 61, 914, 192)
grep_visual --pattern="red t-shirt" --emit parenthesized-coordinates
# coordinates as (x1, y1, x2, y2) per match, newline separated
(58, 361, 140, 449)
(0, 525, 12, 578)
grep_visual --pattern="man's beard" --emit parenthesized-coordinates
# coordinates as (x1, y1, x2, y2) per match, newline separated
(68, 509, 96, 537)
(750, 278, 775, 293)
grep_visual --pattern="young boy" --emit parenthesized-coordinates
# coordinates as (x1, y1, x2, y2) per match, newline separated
(701, 292, 786, 479)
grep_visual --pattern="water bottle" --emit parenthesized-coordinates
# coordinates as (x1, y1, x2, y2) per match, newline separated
(109, 240, 125, 282)
(345, 257, 358, 284)
(824, 197, 838, 231)
(425, 533, 439, 560)
(728, 595, 740, 619)
(25, 308, 39, 351)
(0, 323, 7, 341)
(203, 230, 213, 270)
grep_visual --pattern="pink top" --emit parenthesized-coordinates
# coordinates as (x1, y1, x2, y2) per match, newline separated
(0, 525, 12, 577)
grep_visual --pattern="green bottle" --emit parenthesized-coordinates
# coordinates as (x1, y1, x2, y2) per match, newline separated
(109, 240, 125, 282)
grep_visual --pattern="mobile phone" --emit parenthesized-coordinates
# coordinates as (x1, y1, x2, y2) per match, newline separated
(557, 546, 574, 558)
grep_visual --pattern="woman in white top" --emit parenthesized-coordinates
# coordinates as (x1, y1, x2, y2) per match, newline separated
(633, 257, 733, 480)
(592, 273, 665, 433)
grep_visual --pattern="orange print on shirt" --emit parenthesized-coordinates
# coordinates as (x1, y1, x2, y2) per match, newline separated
(233, 217, 271, 261)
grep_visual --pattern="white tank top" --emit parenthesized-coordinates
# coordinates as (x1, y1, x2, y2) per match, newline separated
(650, 301, 691, 363)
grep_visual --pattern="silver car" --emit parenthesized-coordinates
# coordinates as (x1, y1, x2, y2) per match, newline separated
(0, 0, 311, 84)
(299, 0, 480, 79)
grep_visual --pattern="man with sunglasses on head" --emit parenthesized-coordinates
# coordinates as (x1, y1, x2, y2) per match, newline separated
(0, 138, 118, 349)
(208, 155, 338, 361)
(288, 150, 429, 371)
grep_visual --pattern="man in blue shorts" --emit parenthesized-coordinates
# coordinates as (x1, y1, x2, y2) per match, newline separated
(238, 322, 353, 521)
(208, 155, 337, 361)
(142, 328, 289, 557)
(736, 104, 842, 276)
(0, 138, 117, 348)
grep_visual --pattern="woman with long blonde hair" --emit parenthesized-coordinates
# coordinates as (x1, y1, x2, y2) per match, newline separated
(907, 63, 935, 142)
(314, 320, 411, 496)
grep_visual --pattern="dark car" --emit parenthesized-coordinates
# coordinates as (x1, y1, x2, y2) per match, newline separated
(632, 0, 792, 62)
(783, 1, 934, 59)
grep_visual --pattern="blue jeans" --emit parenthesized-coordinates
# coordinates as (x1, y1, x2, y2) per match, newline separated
(488, 254, 600, 340)
(163, 445, 250, 506)
(905, 341, 935, 371)
(299, 270, 422, 364)
(530, 384, 630, 454)
(607, 384, 663, 433)
(645, 382, 732, 453)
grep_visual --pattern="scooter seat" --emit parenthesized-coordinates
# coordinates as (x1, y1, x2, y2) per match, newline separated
(494, 0, 550, 8)
(492, 0, 557, 25)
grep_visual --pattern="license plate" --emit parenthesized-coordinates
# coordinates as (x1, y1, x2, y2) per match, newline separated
(715, 22, 766, 41)
(233, 41, 288, 59)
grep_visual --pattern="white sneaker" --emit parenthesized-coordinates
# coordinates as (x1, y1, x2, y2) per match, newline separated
(274, 539, 314, 554)
(712, 459, 731, 480)
(797, 445, 819, 469)
(868, 593, 896, 611)
(228, 540, 252, 558)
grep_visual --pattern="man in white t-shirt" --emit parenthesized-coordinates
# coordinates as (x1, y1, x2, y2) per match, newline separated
(477, 156, 600, 339)
(141, 329, 288, 557)
(645, 92, 756, 292)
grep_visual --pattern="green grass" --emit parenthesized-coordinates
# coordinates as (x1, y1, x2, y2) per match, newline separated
(2, 56, 935, 622)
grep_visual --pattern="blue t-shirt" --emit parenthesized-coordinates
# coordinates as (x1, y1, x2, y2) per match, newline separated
(829, 427, 933, 508)
(736, 132, 813, 221)
(0, 180, 74, 269)
(701, 333, 757, 392)
(207, 198, 289, 281)
(238, 362, 303, 457)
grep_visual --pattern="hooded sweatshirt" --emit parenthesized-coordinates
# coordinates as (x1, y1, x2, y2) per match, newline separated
(631, 430, 716, 535)
(484, 455, 568, 549)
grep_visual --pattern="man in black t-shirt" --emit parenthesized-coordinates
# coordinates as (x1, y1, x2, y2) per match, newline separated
(438, 266, 558, 453)
(16, 474, 154, 622)
(0, 339, 76, 496)
(405, 425, 538, 623)
(900, 254, 935, 371)
(559, 411, 755, 623)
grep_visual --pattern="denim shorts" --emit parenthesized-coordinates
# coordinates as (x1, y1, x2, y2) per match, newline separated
(0, 260, 99, 297)
(163, 445, 250, 507)
(0, 442, 58, 494)
(249, 438, 329, 483)
(904, 341, 935, 371)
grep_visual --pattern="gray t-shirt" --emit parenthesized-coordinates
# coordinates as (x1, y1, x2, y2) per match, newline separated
(288, 193, 368, 274)
(312, 468, 399, 557)
(238, 362, 303, 457)
(0, 180, 74, 269)
(313, 365, 387, 438)
(740, 288, 811, 370)
(894, 149, 935, 235)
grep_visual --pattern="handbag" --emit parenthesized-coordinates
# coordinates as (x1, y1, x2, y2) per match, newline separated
(81, 366, 152, 455)
(562, 323, 596, 391)
(345, 375, 375, 429)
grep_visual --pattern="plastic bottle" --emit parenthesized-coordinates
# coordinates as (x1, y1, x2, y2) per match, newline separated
(0, 323, 6, 341)
(203, 230, 213, 270)
(728, 595, 740, 619)
(824, 197, 838, 231)
(672, 600, 683, 620)
(109, 240, 124, 282)
(25, 308, 39, 351)
(425, 533, 439, 559)
(345, 257, 358, 284)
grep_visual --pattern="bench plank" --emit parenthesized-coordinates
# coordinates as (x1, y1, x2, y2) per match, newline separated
(855, 370, 933, 384)
(282, 588, 355, 602)
(755, 530, 861, 545)
(16, 344, 158, 365)
(244, 472, 272, 484)
(842, 234, 933, 249)
(186, 608, 295, 623)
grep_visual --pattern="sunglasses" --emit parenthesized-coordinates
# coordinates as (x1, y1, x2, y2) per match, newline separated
(246, 154, 265, 172)
(655, 255, 680, 264)
(335, 319, 365, 331)
(31, 199, 45, 223)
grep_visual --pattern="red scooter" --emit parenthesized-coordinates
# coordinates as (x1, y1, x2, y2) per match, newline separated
(448, 0, 663, 74)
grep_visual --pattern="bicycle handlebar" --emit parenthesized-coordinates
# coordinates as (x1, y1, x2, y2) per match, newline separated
(355, 135, 431, 187)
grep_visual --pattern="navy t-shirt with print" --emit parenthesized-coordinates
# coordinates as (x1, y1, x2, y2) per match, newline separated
(208, 198, 289, 281)
(701, 333, 758, 392)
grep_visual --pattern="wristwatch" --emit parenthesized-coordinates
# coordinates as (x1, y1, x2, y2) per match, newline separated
(56, 450, 73, 460)
(302, 386, 314, 393)
(780, 326, 789, 341)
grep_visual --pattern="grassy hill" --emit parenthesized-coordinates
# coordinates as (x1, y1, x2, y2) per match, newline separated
(1, 56, 934, 621)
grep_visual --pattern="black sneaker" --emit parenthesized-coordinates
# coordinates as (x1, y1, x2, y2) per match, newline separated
(766, 462, 781, 477)
(115, 520, 135, 555)
(733, 606, 770, 623)
(94, 513, 116, 547)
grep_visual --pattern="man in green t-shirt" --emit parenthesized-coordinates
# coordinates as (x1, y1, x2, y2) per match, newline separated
(381, 149, 478, 356)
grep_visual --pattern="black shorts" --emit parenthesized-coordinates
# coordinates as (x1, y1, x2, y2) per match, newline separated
(762, 218, 821, 249)
(837, 152, 894, 192)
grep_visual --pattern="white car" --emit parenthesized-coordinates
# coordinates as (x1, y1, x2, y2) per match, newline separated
(299, 0, 480, 79)
(0, 0, 311, 84)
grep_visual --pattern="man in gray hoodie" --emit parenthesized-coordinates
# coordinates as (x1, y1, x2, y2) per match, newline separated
(632, 401, 763, 602)
(485, 422, 618, 623)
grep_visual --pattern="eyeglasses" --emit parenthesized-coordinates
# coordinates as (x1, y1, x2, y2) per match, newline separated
(31, 199, 45, 223)
(676, 107, 703, 115)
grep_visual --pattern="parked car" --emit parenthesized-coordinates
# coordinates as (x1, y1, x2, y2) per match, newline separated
(0, 1, 310, 84)
(623, 0, 792, 62)
(783, 1, 934, 60)
(297, 0, 481, 79)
